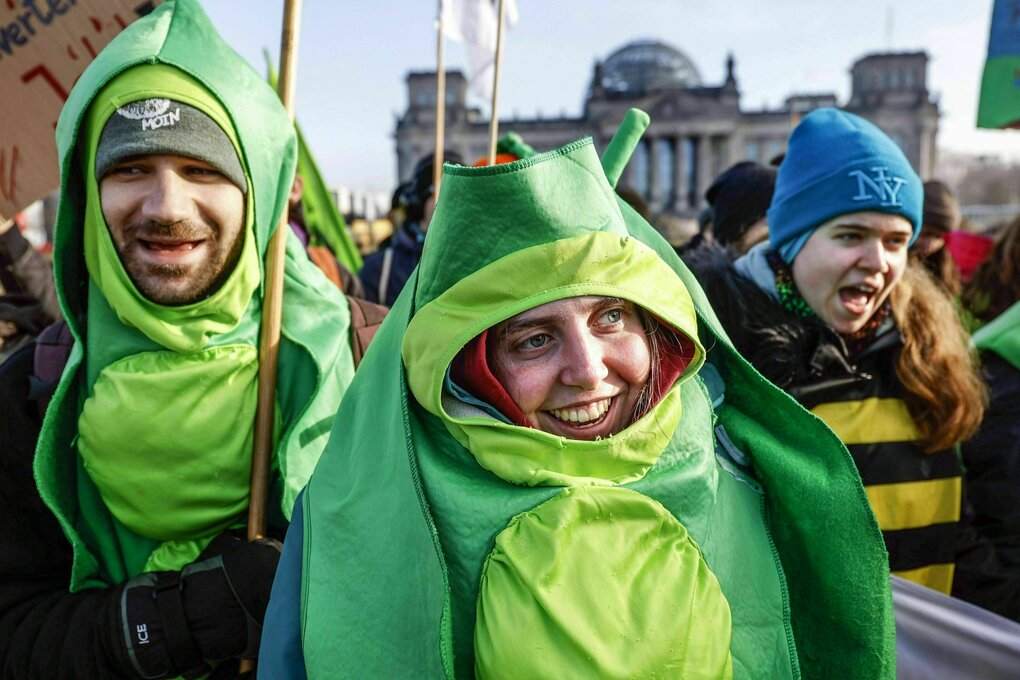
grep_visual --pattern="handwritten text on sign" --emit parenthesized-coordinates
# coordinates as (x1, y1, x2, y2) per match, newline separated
(0, 0, 161, 219)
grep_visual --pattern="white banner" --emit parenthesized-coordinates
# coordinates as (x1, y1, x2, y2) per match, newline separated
(440, 0, 518, 102)
(894, 575, 1020, 679)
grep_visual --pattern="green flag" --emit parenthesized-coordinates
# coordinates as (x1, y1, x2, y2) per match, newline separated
(978, 0, 1020, 129)
(266, 51, 363, 271)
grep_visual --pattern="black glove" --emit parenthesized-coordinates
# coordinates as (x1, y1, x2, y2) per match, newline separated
(116, 531, 281, 679)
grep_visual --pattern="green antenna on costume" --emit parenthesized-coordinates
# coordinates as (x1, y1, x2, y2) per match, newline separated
(497, 131, 536, 160)
(600, 108, 650, 189)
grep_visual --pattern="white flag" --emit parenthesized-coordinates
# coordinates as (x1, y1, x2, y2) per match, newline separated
(440, 0, 519, 102)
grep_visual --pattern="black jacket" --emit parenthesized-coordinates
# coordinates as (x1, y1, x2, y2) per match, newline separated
(358, 224, 425, 307)
(1, 343, 265, 679)
(685, 244, 1019, 620)
(962, 352, 1020, 571)
(0, 343, 133, 678)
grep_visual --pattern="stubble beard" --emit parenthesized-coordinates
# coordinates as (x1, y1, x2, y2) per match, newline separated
(119, 220, 243, 306)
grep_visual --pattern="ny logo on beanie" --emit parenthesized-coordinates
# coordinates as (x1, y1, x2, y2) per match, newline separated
(116, 99, 182, 131)
(848, 167, 908, 208)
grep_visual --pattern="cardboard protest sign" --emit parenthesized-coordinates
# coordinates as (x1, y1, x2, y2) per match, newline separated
(0, 0, 162, 219)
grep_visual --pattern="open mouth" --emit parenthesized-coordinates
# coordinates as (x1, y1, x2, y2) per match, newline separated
(140, 239, 204, 253)
(838, 283, 878, 315)
(546, 397, 613, 428)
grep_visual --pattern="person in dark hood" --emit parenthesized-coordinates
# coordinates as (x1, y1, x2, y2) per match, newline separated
(705, 161, 777, 257)
(359, 150, 464, 306)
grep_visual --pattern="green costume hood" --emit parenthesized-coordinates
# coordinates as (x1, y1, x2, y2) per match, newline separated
(297, 115, 895, 678)
(36, 0, 354, 589)
(973, 300, 1020, 371)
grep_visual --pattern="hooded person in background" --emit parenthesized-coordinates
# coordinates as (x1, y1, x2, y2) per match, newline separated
(704, 161, 777, 257)
(688, 108, 1019, 622)
(359, 150, 463, 306)
(260, 119, 896, 679)
(912, 180, 963, 296)
(0, 1, 357, 677)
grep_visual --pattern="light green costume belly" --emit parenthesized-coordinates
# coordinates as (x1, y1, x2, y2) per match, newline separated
(78, 345, 260, 571)
(415, 377, 796, 679)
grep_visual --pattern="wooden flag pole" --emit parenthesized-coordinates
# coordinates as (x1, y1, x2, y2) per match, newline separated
(248, 0, 303, 545)
(486, 0, 507, 165)
(434, 0, 447, 198)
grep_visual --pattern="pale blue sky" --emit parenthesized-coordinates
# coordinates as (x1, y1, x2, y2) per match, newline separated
(202, 1, 1012, 192)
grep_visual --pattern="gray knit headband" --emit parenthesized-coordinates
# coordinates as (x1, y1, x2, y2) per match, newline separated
(94, 98, 246, 193)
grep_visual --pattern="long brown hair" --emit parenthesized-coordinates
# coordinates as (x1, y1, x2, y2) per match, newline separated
(961, 217, 1020, 324)
(890, 262, 987, 452)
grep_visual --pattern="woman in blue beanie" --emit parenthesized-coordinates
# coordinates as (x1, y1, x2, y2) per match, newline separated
(688, 108, 1019, 621)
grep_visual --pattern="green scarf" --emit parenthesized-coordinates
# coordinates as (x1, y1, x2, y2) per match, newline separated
(81, 64, 261, 354)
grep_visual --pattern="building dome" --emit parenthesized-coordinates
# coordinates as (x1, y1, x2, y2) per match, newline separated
(600, 40, 702, 94)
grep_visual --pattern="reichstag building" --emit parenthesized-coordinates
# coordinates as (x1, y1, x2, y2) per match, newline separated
(394, 40, 938, 217)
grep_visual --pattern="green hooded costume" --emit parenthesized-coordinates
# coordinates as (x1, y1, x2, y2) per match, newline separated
(972, 301, 1020, 372)
(261, 113, 895, 679)
(34, 0, 355, 591)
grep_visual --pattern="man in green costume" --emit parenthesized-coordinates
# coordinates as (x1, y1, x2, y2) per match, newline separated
(0, 1, 355, 677)
(260, 112, 896, 678)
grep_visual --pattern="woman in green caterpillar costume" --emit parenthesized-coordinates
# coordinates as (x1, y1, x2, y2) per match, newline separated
(260, 112, 895, 679)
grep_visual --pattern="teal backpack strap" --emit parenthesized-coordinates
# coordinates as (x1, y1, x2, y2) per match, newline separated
(699, 361, 726, 411)
(701, 361, 763, 494)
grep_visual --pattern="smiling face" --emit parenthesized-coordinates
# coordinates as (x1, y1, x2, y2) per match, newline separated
(99, 153, 245, 306)
(791, 211, 912, 334)
(488, 296, 652, 440)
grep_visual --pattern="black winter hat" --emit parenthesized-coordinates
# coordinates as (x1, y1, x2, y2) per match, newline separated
(406, 150, 464, 222)
(922, 180, 961, 234)
(412, 150, 464, 201)
(705, 161, 777, 246)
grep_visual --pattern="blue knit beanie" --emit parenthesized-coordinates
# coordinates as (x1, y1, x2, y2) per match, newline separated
(767, 108, 923, 263)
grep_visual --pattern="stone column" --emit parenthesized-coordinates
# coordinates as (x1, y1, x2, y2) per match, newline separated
(685, 136, 701, 208)
(714, 135, 730, 178)
(696, 135, 712, 210)
(647, 136, 661, 210)
(673, 136, 687, 211)
(726, 132, 742, 169)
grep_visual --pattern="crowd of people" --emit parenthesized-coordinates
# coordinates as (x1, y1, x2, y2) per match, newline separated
(1, 1, 1018, 678)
